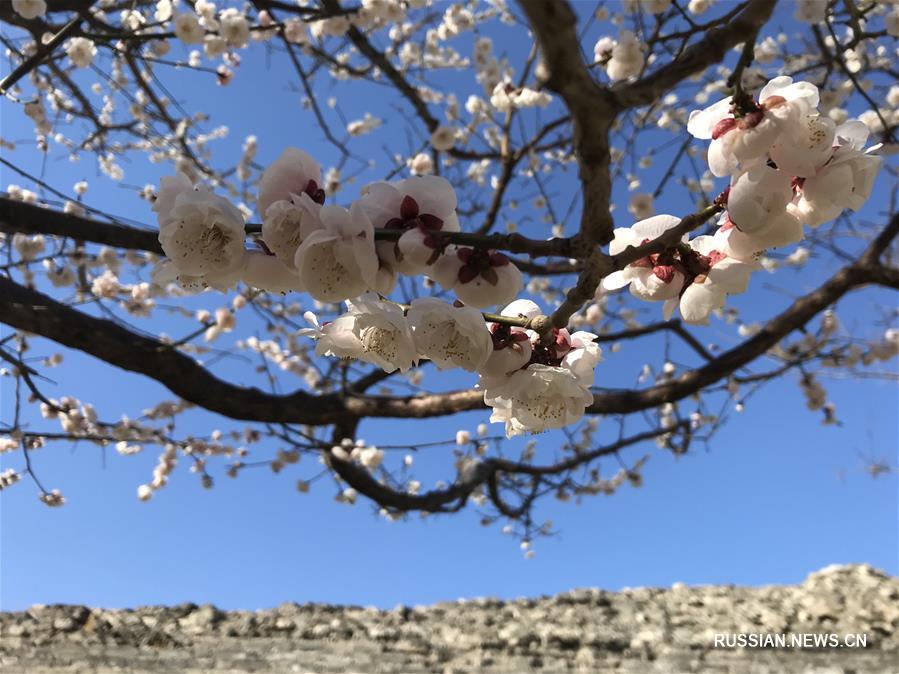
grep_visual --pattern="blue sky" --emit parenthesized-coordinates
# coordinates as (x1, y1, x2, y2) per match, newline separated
(1, 3, 897, 611)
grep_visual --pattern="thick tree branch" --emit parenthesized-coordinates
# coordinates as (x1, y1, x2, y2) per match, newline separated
(612, 0, 777, 109)
(0, 197, 576, 259)
(517, 0, 617, 247)
(0, 198, 163, 254)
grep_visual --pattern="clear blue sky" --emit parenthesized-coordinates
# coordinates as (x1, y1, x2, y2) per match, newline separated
(1, 3, 896, 611)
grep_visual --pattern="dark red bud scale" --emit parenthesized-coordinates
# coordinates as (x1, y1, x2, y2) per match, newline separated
(711, 117, 737, 140)
(400, 195, 419, 220)
(489, 251, 510, 266)
(458, 265, 479, 284)
(653, 265, 677, 283)
(304, 179, 326, 205)
(418, 213, 444, 230)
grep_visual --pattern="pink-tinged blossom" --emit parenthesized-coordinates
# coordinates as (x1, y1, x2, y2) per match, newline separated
(257, 147, 324, 219)
(432, 247, 524, 309)
(688, 76, 820, 177)
(663, 236, 758, 325)
(359, 175, 460, 275)
(601, 215, 687, 301)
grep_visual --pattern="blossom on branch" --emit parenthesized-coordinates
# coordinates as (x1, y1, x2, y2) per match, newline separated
(407, 298, 492, 372)
(154, 174, 247, 282)
(293, 203, 378, 302)
(300, 294, 417, 373)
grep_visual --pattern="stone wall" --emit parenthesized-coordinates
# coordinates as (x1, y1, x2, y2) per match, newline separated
(2, 564, 897, 673)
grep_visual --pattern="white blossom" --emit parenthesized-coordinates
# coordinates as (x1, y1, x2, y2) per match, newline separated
(605, 31, 645, 82)
(688, 76, 820, 177)
(484, 365, 594, 437)
(293, 203, 378, 302)
(261, 196, 323, 269)
(174, 13, 205, 44)
(154, 175, 247, 282)
(300, 294, 417, 372)
(11, 0, 46, 20)
(602, 215, 687, 301)
(792, 120, 883, 227)
(407, 297, 492, 371)
(664, 236, 758, 325)
(65, 38, 97, 69)
(257, 147, 324, 220)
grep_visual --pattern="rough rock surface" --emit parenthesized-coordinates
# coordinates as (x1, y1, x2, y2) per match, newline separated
(2, 564, 897, 673)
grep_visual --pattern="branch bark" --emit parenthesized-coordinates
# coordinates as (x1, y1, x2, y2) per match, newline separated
(612, 0, 778, 109)
(517, 0, 617, 247)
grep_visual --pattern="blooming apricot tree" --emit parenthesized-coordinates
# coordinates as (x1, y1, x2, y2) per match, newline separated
(0, 0, 896, 542)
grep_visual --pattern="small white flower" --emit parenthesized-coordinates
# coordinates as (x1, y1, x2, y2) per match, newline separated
(664, 236, 758, 325)
(219, 8, 250, 48)
(284, 19, 308, 43)
(768, 113, 836, 178)
(261, 196, 323, 269)
(688, 76, 820, 177)
(174, 13, 205, 44)
(593, 36, 615, 62)
(717, 165, 803, 260)
(479, 322, 533, 387)
(485, 365, 594, 437)
(792, 120, 883, 227)
(627, 193, 655, 220)
(65, 38, 97, 69)
(490, 82, 552, 112)
(430, 125, 456, 151)
(407, 297, 492, 372)
(11, 0, 46, 20)
(155, 176, 247, 281)
(359, 447, 384, 470)
(294, 203, 378, 302)
(687, 0, 713, 14)
(407, 152, 434, 175)
(300, 295, 417, 373)
(605, 31, 644, 82)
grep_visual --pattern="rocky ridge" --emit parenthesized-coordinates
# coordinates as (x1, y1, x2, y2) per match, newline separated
(1, 564, 897, 673)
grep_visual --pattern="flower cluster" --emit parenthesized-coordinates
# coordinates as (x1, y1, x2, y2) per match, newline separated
(603, 77, 883, 325)
(153, 148, 524, 309)
(300, 297, 600, 437)
(481, 300, 601, 437)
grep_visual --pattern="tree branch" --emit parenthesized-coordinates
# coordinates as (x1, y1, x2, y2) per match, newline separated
(517, 0, 617, 247)
(612, 0, 777, 109)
